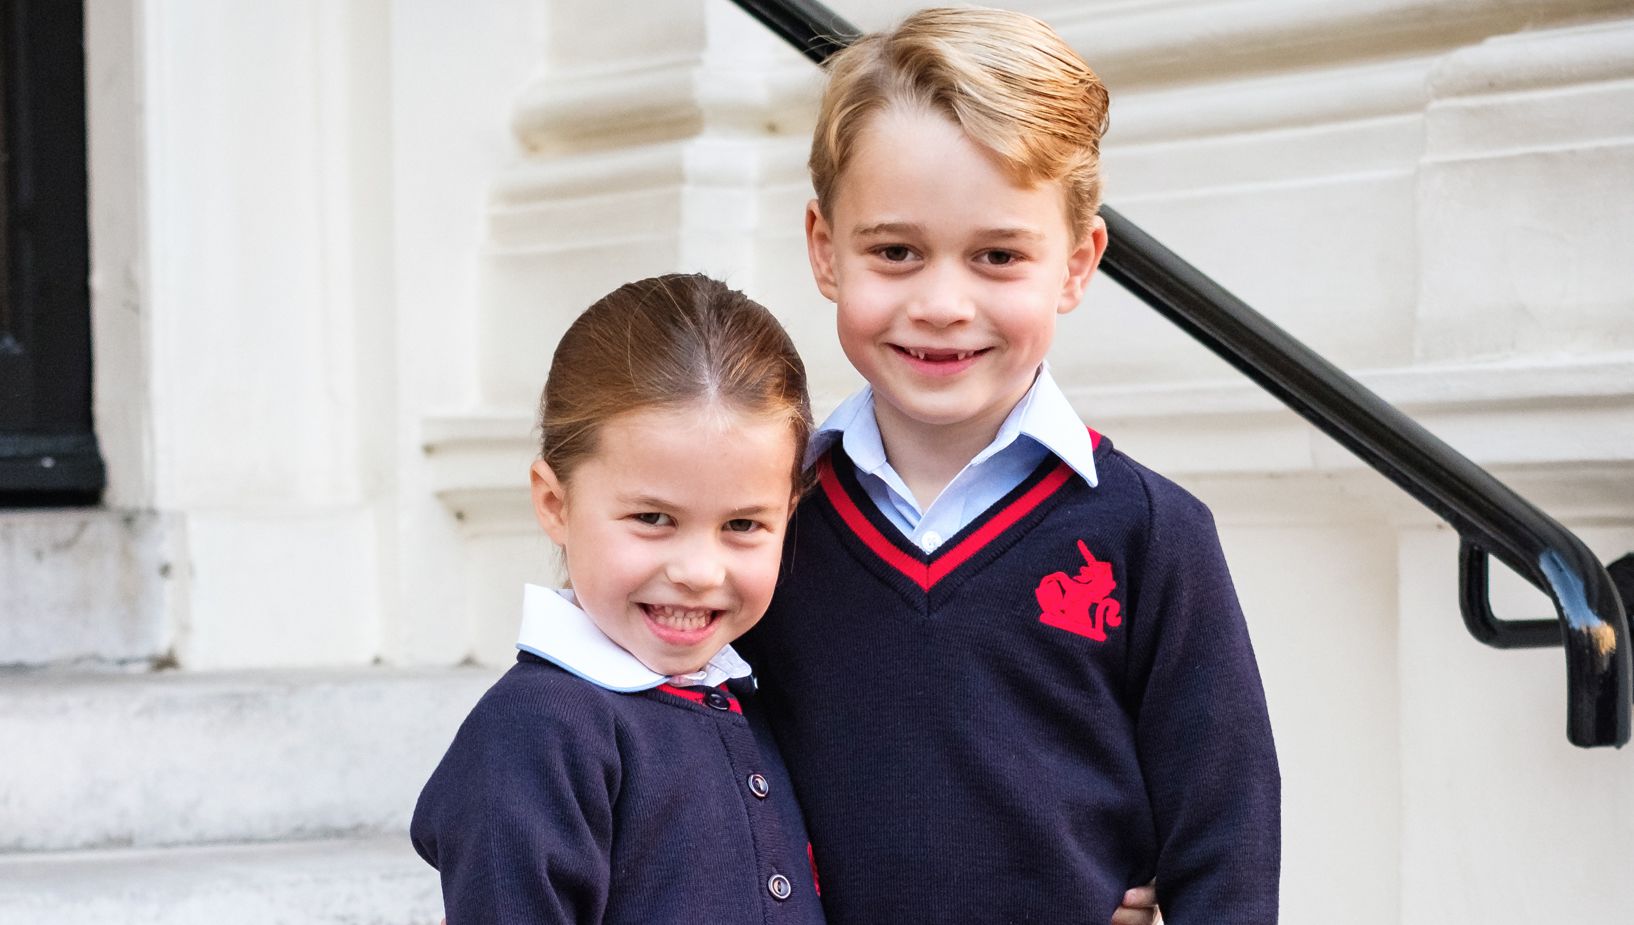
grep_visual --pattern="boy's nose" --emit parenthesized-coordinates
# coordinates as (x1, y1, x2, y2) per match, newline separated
(905, 266, 975, 327)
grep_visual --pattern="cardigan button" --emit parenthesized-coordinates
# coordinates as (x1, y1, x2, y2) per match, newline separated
(703, 690, 732, 711)
(747, 773, 770, 798)
(767, 873, 793, 900)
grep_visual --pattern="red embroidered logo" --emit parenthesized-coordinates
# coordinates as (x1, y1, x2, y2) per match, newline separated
(1036, 540, 1122, 641)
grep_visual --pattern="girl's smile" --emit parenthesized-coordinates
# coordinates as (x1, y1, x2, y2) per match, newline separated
(640, 602, 725, 646)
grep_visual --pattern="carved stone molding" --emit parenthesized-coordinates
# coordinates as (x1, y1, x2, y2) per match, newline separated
(1045, 0, 1632, 88)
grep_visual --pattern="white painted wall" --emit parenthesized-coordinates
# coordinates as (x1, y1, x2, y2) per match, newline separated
(41, 0, 1633, 921)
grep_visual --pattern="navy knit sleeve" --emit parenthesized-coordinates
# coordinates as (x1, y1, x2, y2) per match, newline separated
(1125, 474, 1281, 923)
(411, 671, 623, 924)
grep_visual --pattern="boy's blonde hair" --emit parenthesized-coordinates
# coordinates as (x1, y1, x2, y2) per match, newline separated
(809, 7, 1109, 241)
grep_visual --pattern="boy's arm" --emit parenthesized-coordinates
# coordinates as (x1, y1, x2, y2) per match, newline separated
(412, 686, 620, 925)
(1127, 479, 1280, 923)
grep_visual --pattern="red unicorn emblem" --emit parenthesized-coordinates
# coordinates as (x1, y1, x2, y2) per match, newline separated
(1035, 540, 1122, 642)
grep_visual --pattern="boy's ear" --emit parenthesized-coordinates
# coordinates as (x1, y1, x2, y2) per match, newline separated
(805, 199, 839, 302)
(530, 459, 571, 546)
(1057, 214, 1108, 315)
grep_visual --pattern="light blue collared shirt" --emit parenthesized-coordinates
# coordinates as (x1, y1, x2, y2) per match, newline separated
(806, 367, 1099, 553)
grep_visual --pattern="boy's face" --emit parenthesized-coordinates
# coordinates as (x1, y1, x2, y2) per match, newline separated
(806, 107, 1105, 450)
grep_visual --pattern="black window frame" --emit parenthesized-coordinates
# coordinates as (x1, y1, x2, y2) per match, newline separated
(0, 0, 103, 505)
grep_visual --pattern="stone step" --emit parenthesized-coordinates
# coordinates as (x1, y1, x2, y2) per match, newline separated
(0, 834, 441, 924)
(0, 508, 169, 667)
(0, 666, 500, 852)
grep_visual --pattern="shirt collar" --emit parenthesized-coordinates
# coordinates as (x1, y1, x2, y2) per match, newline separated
(806, 385, 890, 475)
(1010, 366, 1098, 487)
(515, 584, 751, 693)
(807, 366, 1098, 488)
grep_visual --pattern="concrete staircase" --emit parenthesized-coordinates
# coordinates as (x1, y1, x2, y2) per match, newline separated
(0, 663, 498, 923)
(0, 836, 437, 924)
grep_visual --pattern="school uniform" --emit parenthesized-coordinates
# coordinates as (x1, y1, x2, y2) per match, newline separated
(740, 368, 1280, 924)
(413, 585, 825, 925)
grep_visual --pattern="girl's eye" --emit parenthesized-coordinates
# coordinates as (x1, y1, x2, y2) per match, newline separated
(632, 512, 673, 527)
(724, 518, 761, 534)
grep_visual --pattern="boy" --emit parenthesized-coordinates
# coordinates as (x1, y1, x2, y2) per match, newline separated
(739, 8, 1280, 923)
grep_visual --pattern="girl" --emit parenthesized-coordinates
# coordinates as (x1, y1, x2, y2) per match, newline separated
(412, 274, 824, 924)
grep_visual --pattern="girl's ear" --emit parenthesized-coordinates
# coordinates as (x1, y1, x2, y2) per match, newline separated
(530, 459, 571, 546)
(1057, 214, 1108, 315)
(805, 199, 839, 302)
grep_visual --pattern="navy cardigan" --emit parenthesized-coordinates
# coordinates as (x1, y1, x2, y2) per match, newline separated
(413, 653, 825, 924)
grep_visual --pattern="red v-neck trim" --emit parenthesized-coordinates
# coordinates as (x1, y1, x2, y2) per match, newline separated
(816, 452, 1079, 592)
(818, 454, 935, 589)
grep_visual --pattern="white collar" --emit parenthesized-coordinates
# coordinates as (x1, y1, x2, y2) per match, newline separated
(515, 584, 751, 693)
(807, 366, 1099, 487)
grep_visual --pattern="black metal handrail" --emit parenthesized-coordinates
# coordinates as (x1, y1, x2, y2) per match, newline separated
(728, 0, 1632, 748)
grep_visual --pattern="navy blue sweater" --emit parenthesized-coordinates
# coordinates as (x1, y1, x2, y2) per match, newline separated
(740, 436, 1280, 924)
(412, 653, 825, 924)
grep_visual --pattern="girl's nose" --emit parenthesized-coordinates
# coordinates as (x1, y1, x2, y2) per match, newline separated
(664, 541, 727, 591)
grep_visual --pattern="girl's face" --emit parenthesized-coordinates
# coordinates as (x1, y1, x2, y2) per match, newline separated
(530, 402, 799, 676)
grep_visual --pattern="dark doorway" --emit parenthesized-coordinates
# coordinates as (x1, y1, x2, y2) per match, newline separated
(0, 0, 102, 505)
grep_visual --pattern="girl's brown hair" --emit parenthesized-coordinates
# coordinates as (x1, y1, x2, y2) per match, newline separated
(539, 274, 812, 491)
(810, 7, 1110, 242)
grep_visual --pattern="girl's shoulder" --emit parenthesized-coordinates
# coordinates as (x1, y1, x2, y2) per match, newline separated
(457, 654, 627, 751)
(412, 657, 628, 862)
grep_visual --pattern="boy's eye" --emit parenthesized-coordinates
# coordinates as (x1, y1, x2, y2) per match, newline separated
(874, 245, 915, 263)
(632, 512, 674, 527)
(724, 518, 762, 534)
(978, 249, 1020, 266)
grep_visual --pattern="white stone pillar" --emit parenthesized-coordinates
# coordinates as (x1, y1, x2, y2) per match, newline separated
(87, 0, 401, 669)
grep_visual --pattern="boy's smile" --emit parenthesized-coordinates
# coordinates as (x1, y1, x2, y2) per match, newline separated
(892, 345, 986, 376)
(806, 106, 1105, 462)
